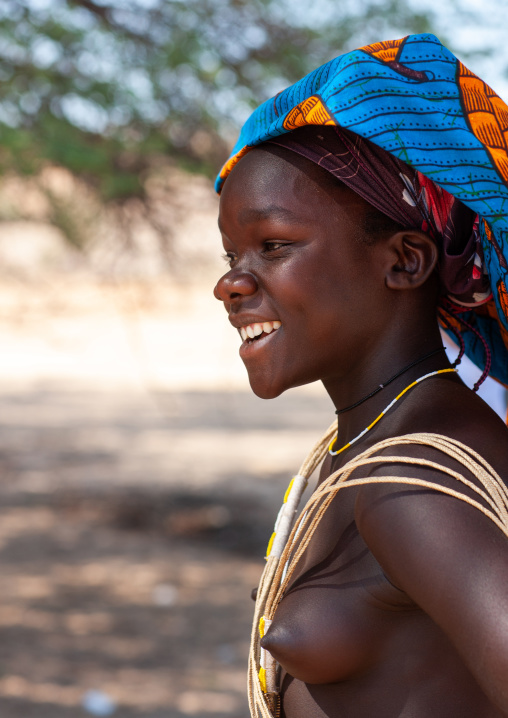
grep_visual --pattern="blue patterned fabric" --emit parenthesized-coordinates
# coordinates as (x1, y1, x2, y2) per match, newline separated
(215, 34, 508, 387)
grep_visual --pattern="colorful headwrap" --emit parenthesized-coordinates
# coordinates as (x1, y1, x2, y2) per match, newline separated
(215, 34, 508, 387)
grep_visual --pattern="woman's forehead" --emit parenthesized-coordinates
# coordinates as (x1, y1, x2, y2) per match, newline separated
(223, 146, 306, 193)
(219, 145, 361, 219)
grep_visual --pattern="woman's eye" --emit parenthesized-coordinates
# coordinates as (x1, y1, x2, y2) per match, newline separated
(263, 241, 288, 254)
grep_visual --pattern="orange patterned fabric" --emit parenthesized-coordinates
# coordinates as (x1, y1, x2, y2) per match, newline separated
(282, 96, 336, 131)
(458, 62, 508, 184)
(359, 38, 405, 63)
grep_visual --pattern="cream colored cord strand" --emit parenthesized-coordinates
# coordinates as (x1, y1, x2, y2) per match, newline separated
(270, 434, 508, 613)
(247, 420, 335, 718)
(249, 430, 508, 718)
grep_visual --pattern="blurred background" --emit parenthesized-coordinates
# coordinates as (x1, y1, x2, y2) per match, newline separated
(0, 1, 506, 716)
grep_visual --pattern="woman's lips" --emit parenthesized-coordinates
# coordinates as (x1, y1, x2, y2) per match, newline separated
(239, 320, 281, 342)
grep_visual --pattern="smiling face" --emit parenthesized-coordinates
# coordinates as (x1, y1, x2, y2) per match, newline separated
(214, 145, 407, 399)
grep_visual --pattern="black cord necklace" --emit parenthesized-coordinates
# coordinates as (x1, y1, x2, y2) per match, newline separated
(335, 347, 447, 416)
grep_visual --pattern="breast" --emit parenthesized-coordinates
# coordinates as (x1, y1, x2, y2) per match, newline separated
(261, 488, 415, 685)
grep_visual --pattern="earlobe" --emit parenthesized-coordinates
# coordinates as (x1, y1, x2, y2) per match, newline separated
(385, 231, 438, 290)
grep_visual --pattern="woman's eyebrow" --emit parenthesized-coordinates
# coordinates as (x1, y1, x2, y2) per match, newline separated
(238, 205, 304, 225)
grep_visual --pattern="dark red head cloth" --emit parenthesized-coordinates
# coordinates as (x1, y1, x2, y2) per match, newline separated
(265, 125, 491, 308)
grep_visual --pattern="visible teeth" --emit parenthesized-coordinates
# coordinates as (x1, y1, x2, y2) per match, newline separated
(240, 320, 282, 342)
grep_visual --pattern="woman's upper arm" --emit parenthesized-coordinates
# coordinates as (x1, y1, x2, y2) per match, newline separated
(356, 478, 508, 713)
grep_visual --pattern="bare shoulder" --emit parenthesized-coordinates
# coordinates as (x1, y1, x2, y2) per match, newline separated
(354, 378, 508, 602)
(349, 382, 508, 710)
(356, 377, 508, 502)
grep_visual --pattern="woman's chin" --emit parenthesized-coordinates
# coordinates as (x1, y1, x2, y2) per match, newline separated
(245, 362, 321, 399)
(248, 379, 285, 400)
(247, 368, 315, 400)
(245, 369, 287, 400)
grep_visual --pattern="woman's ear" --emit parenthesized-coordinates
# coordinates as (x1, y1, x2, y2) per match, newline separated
(385, 231, 438, 290)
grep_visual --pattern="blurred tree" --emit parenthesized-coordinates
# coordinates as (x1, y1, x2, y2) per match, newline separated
(0, 0, 438, 198)
(1, 0, 500, 261)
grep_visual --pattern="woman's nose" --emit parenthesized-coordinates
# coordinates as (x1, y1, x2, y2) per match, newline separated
(213, 270, 258, 303)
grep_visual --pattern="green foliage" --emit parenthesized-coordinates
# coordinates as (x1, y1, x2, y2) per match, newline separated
(0, 0, 491, 206)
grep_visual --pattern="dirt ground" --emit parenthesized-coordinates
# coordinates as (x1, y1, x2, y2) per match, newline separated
(0, 277, 333, 718)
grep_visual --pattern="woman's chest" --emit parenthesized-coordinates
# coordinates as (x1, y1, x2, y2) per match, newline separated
(265, 487, 416, 684)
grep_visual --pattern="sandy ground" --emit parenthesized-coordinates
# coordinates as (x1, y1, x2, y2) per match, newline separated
(0, 273, 504, 718)
(0, 276, 333, 718)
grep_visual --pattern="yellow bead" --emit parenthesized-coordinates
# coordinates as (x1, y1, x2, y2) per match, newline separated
(259, 615, 265, 638)
(258, 667, 267, 693)
(283, 478, 295, 503)
(265, 532, 276, 558)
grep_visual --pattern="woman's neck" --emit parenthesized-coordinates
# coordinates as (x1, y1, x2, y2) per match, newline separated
(322, 324, 451, 455)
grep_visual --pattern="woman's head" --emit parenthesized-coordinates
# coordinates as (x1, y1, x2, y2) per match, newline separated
(214, 34, 508, 387)
(215, 140, 441, 399)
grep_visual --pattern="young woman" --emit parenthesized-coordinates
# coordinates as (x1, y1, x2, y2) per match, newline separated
(213, 34, 508, 717)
